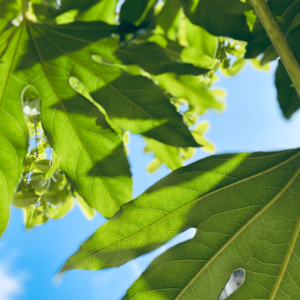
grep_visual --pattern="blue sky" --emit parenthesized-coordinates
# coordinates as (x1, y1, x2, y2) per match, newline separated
(0, 61, 300, 300)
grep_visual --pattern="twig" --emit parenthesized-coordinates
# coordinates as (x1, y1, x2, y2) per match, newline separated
(34, 115, 39, 158)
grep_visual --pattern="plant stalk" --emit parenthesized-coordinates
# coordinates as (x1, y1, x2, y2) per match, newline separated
(250, 0, 300, 96)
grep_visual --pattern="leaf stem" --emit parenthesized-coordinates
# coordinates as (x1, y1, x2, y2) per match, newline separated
(250, 0, 300, 96)
(22, 0, 28, 18)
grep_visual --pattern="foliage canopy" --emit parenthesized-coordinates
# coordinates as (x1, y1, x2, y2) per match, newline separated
(0, 0, 300, 299)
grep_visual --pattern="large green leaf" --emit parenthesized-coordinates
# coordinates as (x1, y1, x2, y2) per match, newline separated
(3, 18, 198, 219)
(275, 24, 300, 119)
(17, 21, 134, 219)
(245, 0, 300, 58)
(181, 0, 252, 41)
(0, 25, 29, 235)
(62, 148, 300, 300)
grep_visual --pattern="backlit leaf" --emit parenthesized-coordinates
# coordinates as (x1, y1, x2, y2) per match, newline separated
(5, 17, 199, 218)
(62, 149, 300, 300)
(76, 0, 118, 24)
(144, 137, 182, 171)
(0, 25, 29, 236)
(13, 193, 39, 209)
(155, 73, 224, 114)
(11, 21, 133, 218)
(155, 0, 181, 41)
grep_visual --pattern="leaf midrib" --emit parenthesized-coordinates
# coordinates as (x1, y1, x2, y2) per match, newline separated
(174, 164, 300, 299)
(27, 23, 120, 211)
(64, 150, 300, 270)
(33, 23, 195, 146)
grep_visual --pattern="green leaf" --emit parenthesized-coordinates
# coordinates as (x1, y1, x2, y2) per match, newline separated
(176, 17, 219, 69)
(184, 16, 218, 59)
(7, 16, 198, 217)
(146, 158, 162, 174)
(155, 73, 225, 114)
(119, 0, 156, 26)
(32, 0, 103, 19)
(116, 41, 209, 75)
(191, 121, 214, 153)
(76, 0, 118, 24)
(244, 9, 256, 31)
(62, 149, 300, 300)
(24, 206, 48, 229)
(287, 12, 300, 34)
(0, 0, 21, 33)
(144, 137, 182, 171)
(136, 32, 216, 70)
(30, 173, 47, 193)
(155, 0, 181, 41)
(90, 74, 198, 147)
(35, 159, 51, 172)
(220, 57, 247, 76)
(12, 21, 133, 218)
(45, 151, 61, 180)
(12, 193, 39, 209)
(48, 195, 73, 219)
(275, 24, 300, 119)
(245, 0, 300, 58)
(250, 57, 270, 71)
(76, 196, 95, 220)
(49, 193, 74, 220)
(181, 0, 252, 41)
(261, 44, 278, 65)
(26, 21, 197, 147)
(0, 25, 29, 236)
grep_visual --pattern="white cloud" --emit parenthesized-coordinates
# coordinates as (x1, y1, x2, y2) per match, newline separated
(0, 265, 23, 300)
(0, 245, 28, 300)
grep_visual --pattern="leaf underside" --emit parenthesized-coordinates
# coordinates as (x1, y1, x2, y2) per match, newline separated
(62, 148, 300, 299)
(0, 17, 202, 220)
